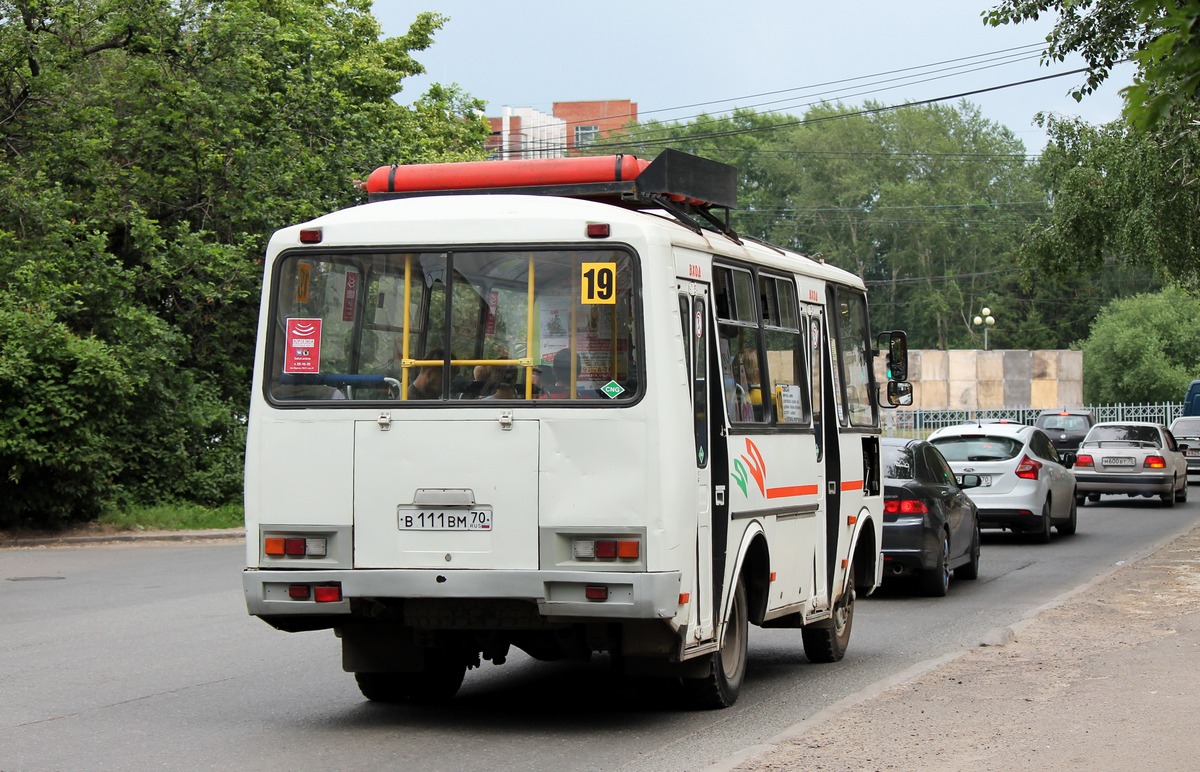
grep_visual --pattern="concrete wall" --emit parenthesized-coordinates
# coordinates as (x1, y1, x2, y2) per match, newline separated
(897, 349, 1083, 410)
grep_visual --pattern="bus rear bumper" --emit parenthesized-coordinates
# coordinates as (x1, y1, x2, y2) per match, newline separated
(243, 568, 682, 621)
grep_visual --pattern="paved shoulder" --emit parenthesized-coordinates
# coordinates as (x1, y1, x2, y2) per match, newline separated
(724, 525, 1200, 770)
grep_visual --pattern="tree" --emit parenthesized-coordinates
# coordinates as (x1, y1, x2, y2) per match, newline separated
(603, 102, 1121, 351)
(0, 1, 490, 528)
(1080, 287, 1200, 402)
(984, 0, 1200, 132)
(1020, 113, 1199, 288)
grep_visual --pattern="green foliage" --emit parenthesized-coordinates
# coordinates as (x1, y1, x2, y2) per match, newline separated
(1022, 112, 1199, 288)
(98, 502, 244, 532)
(0, 1, 489, 528)
(984, 0, 1200, 132)
(1080, 287, 1200, 402)
(605, 102, 1132, 351)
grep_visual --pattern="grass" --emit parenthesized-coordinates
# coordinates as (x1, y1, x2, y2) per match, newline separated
(97, 502, 244, 532)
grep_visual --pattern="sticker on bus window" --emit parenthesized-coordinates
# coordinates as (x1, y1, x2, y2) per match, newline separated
(284, 318, 322, 374)
(580, 262, 617, 305)
(296, 262, 312, 303)
(341, 272, 359, 322)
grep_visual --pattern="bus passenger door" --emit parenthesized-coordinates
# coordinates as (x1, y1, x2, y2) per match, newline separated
(679, 283, 714, 642)
(803, 304, 835, 609)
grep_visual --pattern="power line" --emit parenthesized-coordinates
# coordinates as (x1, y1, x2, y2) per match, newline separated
(493, 67, 1088, 159)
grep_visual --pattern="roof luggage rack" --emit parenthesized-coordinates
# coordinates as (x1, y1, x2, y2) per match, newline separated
(365, 149, 741, 241)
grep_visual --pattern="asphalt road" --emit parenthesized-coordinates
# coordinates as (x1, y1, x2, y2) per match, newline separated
(3, 497, 1197, 772)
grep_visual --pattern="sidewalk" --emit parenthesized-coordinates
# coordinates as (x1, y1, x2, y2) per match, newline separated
(721, 524, 1200, 771)
(0, 527, 244, 548)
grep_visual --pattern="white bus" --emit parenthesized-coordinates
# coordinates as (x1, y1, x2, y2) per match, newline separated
(242, 150, 911, 709)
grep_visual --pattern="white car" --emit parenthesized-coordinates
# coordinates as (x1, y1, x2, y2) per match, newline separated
(1168, 416, 1200, 483)
(1074, 421, 1189, 507)
(928, 422, 1078, 542)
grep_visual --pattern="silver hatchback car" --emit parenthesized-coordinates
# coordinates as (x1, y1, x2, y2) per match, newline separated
(928, 422, 1078, 542)
(1074, 422, 1189, 507)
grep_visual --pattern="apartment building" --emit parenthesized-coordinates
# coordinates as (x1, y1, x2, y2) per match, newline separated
(487, 99, 638, 159)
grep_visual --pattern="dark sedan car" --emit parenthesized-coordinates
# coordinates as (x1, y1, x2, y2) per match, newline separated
(881, 437, 982, 597)
(1035, 409, 1095, 454)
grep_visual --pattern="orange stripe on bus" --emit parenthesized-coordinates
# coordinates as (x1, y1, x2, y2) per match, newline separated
(766, 484, 820, 498)
(840, 479, 864, 491)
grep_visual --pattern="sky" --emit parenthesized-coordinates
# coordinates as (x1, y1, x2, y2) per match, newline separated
(375, 1, 1136, 154)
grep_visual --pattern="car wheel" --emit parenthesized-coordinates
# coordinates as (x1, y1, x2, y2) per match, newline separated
(1161, 480, 1177, 508)
(920, 533, 951, 597)
(1027, 499, 1052, 543)
(1176, 479, 1189, 503)
(1076, 493, 1087, 508)
(1087, 493, 1101, 503)
(682, 575, 748, 709)
(956, 523, 981, 580)
(803, 565, 856, 663)
(1057, 493, 1079, 536)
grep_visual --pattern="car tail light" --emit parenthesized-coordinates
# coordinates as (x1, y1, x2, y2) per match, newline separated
(1076, 454, 1094, 468)
(1144, 455, 1167, 469)
(884, 497, 929, 515)
(1015, 454, 1042, 480)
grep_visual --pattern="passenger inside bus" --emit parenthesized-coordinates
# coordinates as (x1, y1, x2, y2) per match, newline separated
(456, 365, 493, 399)
(408, 348, 446, 399)
(541, 348, 581, 399)
(718, 331, 758, 423)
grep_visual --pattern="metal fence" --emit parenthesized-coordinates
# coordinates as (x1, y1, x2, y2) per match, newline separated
(881, 403, 1185, 439)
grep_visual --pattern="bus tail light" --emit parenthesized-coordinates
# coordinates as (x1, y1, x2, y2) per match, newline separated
(287, 584, 342, 602)
(314, 585, 342, 603)
(264, 535, 328, 558)
(572, 537, 640, 560)
(584, 585, 609, 601)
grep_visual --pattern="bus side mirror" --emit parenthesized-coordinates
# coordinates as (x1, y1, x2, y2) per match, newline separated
(877, 330, 909, 382)
(887, 381, 913, 407)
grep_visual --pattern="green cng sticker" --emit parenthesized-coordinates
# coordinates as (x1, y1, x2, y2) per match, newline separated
(601, 380, 625, 399)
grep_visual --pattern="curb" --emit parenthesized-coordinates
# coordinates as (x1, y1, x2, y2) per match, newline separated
(709, 519, 1200, 771)
(0, 528, 245, 548)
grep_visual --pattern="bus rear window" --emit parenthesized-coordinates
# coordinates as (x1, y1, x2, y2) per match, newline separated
(266, 249, 640, 404)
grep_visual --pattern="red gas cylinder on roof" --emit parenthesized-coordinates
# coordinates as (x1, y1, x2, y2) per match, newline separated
(365, 155, 651, 195)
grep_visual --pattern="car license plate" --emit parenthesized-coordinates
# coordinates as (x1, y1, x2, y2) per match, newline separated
(397, 507, 492, 531)
(956, 474, 991, 487)
(1102, 457, 1136, 466)
(1187, 450, 1200, 458)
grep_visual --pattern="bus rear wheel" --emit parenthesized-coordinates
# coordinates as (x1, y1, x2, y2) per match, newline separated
(681, 576, 748, 709)
(354, 650, 466, 704)
(802, 566, 856, 663)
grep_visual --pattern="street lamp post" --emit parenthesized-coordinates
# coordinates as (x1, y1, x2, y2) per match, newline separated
(973, 307, 995, 350)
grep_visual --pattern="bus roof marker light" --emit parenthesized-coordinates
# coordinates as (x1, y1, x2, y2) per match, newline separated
(586, 223, 610, 238)
(298, 228, 323, 244)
